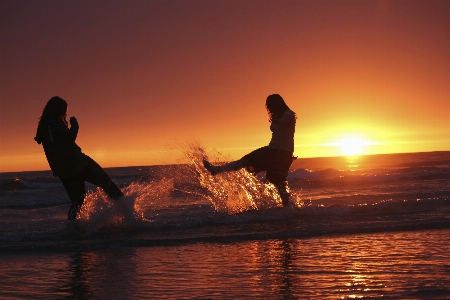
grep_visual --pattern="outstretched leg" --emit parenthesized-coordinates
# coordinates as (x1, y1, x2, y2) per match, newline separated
(102, 180, 124, 199)
(83, 157, 124, 199)
(61, 157, 123, 220)
(203, 159, 248, 175)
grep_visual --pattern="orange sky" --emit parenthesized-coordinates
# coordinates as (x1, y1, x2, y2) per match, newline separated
(1, 0, 449, 172)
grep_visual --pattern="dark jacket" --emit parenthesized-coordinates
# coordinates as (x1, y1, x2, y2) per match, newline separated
(35, 117, 87, 177)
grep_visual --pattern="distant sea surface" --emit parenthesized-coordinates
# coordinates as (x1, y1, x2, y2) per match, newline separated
(1, 149, 450, 299)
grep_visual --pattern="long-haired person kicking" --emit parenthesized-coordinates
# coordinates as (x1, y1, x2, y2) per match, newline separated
(35, 96, 124, 220)
(203, 94, 296, 206)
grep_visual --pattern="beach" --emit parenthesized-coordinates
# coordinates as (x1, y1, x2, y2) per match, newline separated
(1, 150, 450, 299)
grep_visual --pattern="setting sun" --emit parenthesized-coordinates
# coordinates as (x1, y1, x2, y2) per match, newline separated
(339, 137, 366, 156)
(325, 136, 379, 157)
(1, 0, 449, 173)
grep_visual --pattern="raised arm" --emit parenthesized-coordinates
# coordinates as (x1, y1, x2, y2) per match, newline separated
(68, 117, 79, 141)
(48, 117, 79, 143)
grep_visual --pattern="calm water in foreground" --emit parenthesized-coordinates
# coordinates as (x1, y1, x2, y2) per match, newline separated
(2, 229, 450, 299)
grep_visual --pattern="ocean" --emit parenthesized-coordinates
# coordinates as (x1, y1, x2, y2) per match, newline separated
(1, 147, 450, 299)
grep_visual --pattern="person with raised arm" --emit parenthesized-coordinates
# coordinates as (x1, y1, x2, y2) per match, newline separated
(35, 96, 123, 219)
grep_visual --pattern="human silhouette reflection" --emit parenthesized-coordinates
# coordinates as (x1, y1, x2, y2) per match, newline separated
(67, 252, 92, 299)
(61, 248, 137, 299)
(277, 239, 295, 299)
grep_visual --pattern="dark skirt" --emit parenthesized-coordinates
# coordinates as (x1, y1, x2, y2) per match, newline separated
(242, 146, 293, 184)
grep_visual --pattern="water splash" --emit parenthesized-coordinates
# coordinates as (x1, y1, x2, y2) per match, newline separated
(183, 141, 302, 214)
(76, 179, 173, 232)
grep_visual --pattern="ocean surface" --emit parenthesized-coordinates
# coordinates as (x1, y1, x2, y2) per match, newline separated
(1, 147, 450, 299)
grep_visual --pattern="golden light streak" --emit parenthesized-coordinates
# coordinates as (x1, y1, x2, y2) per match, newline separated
(324, 134, 380, 157)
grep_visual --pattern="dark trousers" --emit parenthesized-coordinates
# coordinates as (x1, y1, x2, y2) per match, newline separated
(60, 157, 123, 219)
(242, 147, 293, 206)
(242, 146, 293, 183)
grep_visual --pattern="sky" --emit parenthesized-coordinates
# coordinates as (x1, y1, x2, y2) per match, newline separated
(1, 0, 449, 172)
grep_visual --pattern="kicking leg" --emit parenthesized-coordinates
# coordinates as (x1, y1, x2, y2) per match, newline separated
(84, 158, 124, 199)
(203, 159, 248, 175)
(101, 180, 124, 199)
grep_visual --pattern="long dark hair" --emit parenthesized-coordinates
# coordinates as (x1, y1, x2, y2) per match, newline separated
(35, 96, 68, 143)
(265, 94, 296, 122)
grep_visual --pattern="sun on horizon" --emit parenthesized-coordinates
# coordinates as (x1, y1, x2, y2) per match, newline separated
(326, 135, 379, 157)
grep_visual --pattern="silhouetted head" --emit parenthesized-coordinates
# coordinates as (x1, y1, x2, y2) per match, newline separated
(266, 94, 291, 121)
(42, 96, 68, 121)
(35, 96, 68, 143)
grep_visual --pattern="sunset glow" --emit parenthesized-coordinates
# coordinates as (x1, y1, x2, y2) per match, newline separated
(322, 135, 379, 157)
(338, 137, 368, 157)
(0, 0, 449, 172)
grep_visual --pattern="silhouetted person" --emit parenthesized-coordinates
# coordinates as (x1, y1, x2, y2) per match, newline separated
(35, 96, 123, 220)
(203, 94, 296, 206)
